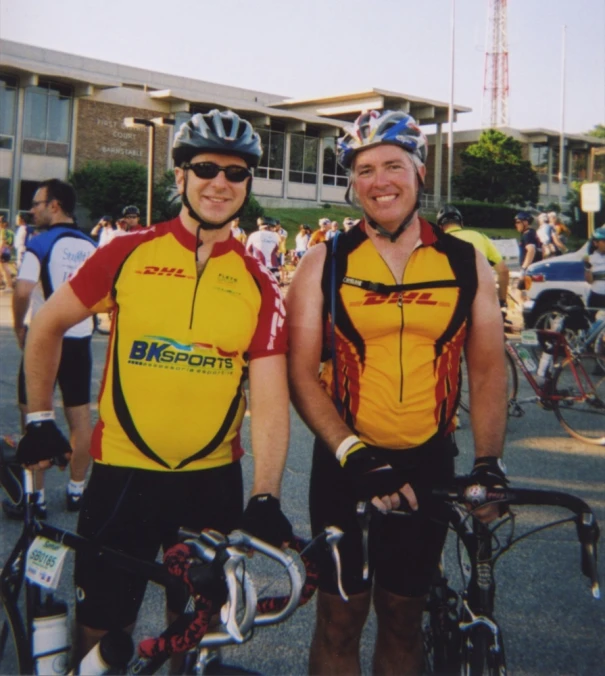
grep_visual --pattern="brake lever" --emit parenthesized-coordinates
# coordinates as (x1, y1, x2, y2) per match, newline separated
(356, 501, 371, 581)
(324, 526, 348, 602)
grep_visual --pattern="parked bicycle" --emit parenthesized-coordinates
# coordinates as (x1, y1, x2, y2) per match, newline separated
(0, 464, 342, 675)
(459, 327, 605, 446)
(358, 477, 600, 675)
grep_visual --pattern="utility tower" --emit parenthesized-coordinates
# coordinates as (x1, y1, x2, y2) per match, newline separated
(482, 0, 509, 128)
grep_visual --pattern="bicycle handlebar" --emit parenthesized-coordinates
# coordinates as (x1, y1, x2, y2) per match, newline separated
(360, 478, 600, 600)
(435, 479, 601, 599)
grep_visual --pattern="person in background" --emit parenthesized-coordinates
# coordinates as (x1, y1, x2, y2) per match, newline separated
(230, 217, 247, 245)
(90, 215, 116, 248)
(536, 212, 564, 259)
(436, 204, 510, 314)
(246, 216, 281, 280)
(0, 215, 15, 290)
(274, 219, 289, 285)
(308, 217, 331, 247)
(548, 211, 569, 255)
(13, 214, 31, 270)
(5, 179, 96, 519)
(295, 224, 311, 260)
(584, 226, 605, 312)
(514, 211, 542, 290)
(325, 220, 341, 241)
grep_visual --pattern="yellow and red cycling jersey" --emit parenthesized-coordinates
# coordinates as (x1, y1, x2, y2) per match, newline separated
(69, 217, 286, 471)
(320, 219, 477, 450)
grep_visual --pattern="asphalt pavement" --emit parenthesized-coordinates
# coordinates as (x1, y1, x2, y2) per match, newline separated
(0, 289, 603, 675)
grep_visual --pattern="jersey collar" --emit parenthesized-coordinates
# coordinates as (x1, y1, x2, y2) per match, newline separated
(169, 216, 238, 257)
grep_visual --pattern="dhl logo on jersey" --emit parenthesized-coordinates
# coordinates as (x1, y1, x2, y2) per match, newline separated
(350, 291, 451, 307)
(135, 266, 195, 279)
(128, 335, 238, 372)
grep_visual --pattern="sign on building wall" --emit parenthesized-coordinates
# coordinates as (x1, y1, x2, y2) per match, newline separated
(76, 100, 171, 176)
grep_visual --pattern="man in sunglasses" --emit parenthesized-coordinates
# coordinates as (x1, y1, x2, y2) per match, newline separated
(14, 109, 293, 660)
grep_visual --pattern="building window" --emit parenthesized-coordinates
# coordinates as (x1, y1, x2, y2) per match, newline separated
(0, 74, 18, 150)
(571, 150, 588, 182)
(322, 137, 348, 187)
(551, 146, 568, 184)
(23, 80, 72, 153)
(530, 144, 549, 184)
(289, 132, 318, 184)
(0, 178, 10, 210)
(256, 128, 285, 180)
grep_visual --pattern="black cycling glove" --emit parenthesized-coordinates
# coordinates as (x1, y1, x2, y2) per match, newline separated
(16, 420, 71, 468)
(241, 494, 293, 548)
(469, 457, 509, 488)
(341, 443, 405, 502)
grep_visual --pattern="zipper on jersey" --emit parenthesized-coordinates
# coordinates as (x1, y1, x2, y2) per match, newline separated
(189, 234, 206, 329)
(397, 292, 405, 402)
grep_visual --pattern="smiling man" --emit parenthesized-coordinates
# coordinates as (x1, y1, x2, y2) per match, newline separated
(286, 110, 508, 674)
(14, 110, 293, 660)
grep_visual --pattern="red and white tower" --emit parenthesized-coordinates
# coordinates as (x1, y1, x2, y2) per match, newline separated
(482, 0, 509, 128)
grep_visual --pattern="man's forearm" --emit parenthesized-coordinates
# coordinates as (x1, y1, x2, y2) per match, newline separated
(468, 366, 507, 459)
(23, 315, 63, 413)
(289, 370, 353, 454)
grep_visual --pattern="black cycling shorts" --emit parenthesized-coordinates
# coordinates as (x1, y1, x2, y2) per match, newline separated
(74, 461, 243, 630)
(18, 336, 92, 407)
(309, 435, 456, 598)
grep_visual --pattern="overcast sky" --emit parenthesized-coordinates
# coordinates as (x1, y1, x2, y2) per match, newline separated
(1, 0, 603, 134)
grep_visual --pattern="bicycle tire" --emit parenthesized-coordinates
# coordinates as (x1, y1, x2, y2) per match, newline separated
(461, 625, 506, 676)
(552, 353, 605, 446)
(594, 325, 605, 372)
(459, 350, 518, 414)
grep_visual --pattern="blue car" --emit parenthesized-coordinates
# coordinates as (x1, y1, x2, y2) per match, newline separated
(522, 242, 590, 328)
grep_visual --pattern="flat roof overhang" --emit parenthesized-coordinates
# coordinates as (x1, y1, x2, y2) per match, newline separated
(149, 89, 345, 133)
(267, 87, 472, 125)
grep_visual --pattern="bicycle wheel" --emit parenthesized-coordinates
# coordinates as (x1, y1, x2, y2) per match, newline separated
(461, 625, 506, 676)
(552, 354, 605, 446)
(459, 350, 518, 414)
(594, 325, 605, 372)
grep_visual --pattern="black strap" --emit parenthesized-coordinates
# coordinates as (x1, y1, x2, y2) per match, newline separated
(341, 276, 460, 294)
(330, 232, 343, 416)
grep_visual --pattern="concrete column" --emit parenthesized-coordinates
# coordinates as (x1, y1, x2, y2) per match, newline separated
(10, 86, 25, 217)
(433, 123, 443, 204)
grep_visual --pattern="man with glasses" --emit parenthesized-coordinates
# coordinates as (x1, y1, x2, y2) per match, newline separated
(4, 179, 96, 520)
(118, 204, 144, 232)
(13, 110, 292, 660)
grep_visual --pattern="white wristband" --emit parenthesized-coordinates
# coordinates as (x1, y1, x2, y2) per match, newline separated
(25, 411, 55, 425)
(335, 435, 361, 464)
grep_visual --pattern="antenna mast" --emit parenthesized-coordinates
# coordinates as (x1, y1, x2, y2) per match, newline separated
(482, 0, 509, 128)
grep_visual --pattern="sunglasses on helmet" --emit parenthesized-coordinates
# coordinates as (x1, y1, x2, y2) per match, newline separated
(184, 161, 251, 183)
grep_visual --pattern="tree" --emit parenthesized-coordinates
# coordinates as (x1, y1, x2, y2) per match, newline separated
(586, 124, 605, 139)
(453, 129, 540, 204)
(70, 161, 148, 222)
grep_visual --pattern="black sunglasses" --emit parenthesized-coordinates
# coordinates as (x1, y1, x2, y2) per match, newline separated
(184, 161, 251, 183)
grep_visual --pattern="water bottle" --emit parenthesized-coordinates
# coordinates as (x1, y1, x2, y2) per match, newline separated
(32, 599, 70, 675)
(70, 629, 134, 675)
(517, 346, 537, 372)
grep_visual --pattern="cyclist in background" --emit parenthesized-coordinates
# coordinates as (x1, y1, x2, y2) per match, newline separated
(287, 110, 507, 675)
(6, 179, 96, 519)
(13, 110, 293, 660)
(230, 217, 247, 245)
(514, 211, 542, 290)
(584, 226, 605, 311)
(436, 204, 510, 315)
(246, 216, 282, 280)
